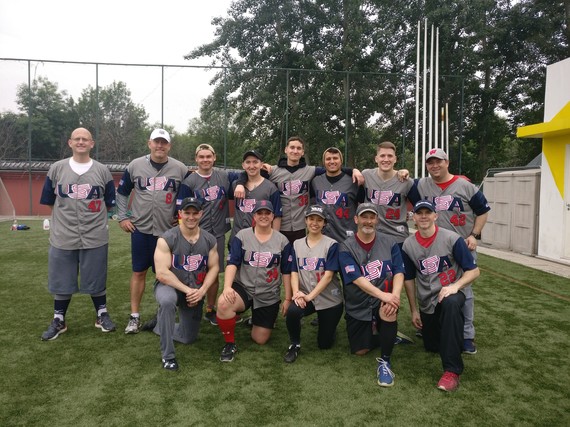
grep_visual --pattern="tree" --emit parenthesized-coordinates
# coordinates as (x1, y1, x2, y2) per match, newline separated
(76, 81, 149, 162)
(186, 0, 568, 181)
(15, 76, 78, 160)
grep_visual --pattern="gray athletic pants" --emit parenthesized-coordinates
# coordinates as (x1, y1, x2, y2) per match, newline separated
(154, 282, 202, 360)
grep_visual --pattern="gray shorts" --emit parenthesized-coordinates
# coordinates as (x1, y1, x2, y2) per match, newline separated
(48, 245, 108, 295)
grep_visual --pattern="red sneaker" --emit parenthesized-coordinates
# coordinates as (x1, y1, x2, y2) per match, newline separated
(437, 371, 460, 392)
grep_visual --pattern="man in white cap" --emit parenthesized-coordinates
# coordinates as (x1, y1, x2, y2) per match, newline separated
(117, 128, 190, 334)
(408, 148, 490, 355)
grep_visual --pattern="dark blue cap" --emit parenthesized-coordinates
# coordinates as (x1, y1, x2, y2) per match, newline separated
(413, 200, 436, 213)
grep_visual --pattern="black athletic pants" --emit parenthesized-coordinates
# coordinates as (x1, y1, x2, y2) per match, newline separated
(286, 301, 343, 349)
(420, 292, 465, 375)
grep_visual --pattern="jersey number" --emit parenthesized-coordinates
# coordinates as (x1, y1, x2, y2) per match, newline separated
(335, 208, 350, 219)
(438, 269, 457, 286)
(266, 268, 278, 283)
(386, 208, 400, 220)
(298, 194, 309, 207)
(450, 214, 466, 226)
(165, 193, 173, 204)
(87, 200, 102, 213)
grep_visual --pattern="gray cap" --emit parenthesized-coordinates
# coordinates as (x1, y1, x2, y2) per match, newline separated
(425, 148, 448, 161)
(252, 200, 274, 214)
(356, 203, 378, 216)
(305, 205, 326, 220)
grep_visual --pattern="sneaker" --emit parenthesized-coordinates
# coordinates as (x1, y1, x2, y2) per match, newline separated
(141, 315, 157, 332)
(95, 312, 116, 332)
(204, 308, 218, 326)
(463, 339, 477, 354)
(124, 315, 140, 334)
(243, 316, 252, 328)
(162, 358, 179, 371)
(376, 358, 395, 387)
(284, 344, 301, 363)
(394, 331, 414, 345)
(310, 317, 319, 326)
(41, 318, 67, 341)
(220, 342, 237, 362)
(415, 328, 423, 338)
(235, 314, 243, 324)
(437, 371, 460, 392)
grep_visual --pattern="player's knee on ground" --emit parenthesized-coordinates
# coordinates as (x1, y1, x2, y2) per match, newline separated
(354, 348, 370, 356)
(251, 327, 271, 345)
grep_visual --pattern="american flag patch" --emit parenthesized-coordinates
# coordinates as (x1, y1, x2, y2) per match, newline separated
(345, 265, 355, 274)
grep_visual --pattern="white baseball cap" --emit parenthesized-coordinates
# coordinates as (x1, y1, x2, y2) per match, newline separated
(150, 128, 171, 143)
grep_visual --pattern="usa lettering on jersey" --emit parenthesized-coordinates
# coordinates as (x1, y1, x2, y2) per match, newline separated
(57, 183, 102, 200)
(367, 189, 402, 206)
(419, 255, 452, 275)
(297, 257, 326, 271)
(433, 195, 464, 212)
(244, 250, 281, 267)
(171, 254, 207, 271)
(135, 176, 178, 192)
(279, 180, 309, 195)
(361, 259, 392, 280)
(199, 185, 225, 201)
(316, 190, 349, 206)
(237, 198, 256, 213)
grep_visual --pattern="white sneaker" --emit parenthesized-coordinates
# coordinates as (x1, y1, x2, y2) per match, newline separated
(124, 316, 140, 334)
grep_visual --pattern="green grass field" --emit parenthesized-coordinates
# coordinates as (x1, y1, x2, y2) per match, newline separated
(1, 220, 569, 426)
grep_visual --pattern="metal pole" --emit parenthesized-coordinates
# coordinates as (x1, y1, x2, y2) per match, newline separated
(95, 63, 99, 160)
(344, 72, 349, 167)
(223, 68, 228, 167)
(402, 74, 407, 160)
(161, 66, 164, 127)
(414, 20, 420, 178)
(422, 19, 428, 177)
(285, 69, 289, 145)
(459, 78, 465, 174)
(27, 61, 33, 215)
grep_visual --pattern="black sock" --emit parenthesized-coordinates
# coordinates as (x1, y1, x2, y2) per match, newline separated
(91, 294, 107, 317)
(379, 320, 397, 360)
(54, 297, 71, 320)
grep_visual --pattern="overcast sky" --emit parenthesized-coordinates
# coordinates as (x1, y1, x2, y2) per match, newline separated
(0, 0, 234, 132)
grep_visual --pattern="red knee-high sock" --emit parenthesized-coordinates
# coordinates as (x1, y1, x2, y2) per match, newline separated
(217, 316, 237, 343)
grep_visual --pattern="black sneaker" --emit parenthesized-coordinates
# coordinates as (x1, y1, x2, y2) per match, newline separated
(162, 358, 179, 371)
(220, 343, 237, 362)
(310, 317, 319, 326)
(41, 318, 67, 341)
(204, 309, 218, 326)
(243, 316, 252, 328)
(141, 316, 158, 332)
(284, 344, 300, 363)
(95, 312, 116, 332)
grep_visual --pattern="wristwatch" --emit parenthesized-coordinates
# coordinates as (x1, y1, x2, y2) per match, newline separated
(470, 232, 481, 240)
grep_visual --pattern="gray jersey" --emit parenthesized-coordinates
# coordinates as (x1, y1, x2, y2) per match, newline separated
(402, 227, 476, 314)
(228, 228, 292, 308)
(362, 168, 413, 242)
(40, 159, 116, 250)
(179, 168, 236, 238)
(292, 236, 342, 310)
(414, 176, 490, 239)
(117, 155, 188, 236)
(339, 232, 404, 321)
(160, 226, 217, 289)
(230, 178, 282, 242)
(269, 165, 316, 231)
(311, 173, 358, 243)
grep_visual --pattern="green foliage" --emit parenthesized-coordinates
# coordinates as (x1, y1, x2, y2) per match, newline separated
(1, 222, 570, 425)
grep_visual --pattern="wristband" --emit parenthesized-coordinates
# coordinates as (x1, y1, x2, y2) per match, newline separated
(470, 232, 481, 240)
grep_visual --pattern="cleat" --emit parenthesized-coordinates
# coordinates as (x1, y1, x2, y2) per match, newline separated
(394, 331, 414, 345)
(162, 358, 179, 371)
(204, 308, 218, 326)
(41, 318, 67, 341)
(415, 329, 423, 338)
(141, 315, 157, 332)
(437, 371, 460, 392)
(242, 316, 252, 328)
(220, 342, 237, 362)
(376, 358, 395, 387)
(234, 314, 243, 324)
(284, 344, 301, 363)
(124, 315, 141, 334)
(463, 339, 477, 354)
(310, 317, 319, 326)
(95, 312, 116, 332)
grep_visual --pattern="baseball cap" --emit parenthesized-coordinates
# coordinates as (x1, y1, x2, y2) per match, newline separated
(356, 203, 378, 216)
(243, 150, 263, 161)
(179, 197, 203, 211)
(305, 205, 326, 220)
(150, 128, 171, 143)
(252, 200, 274, 214)
(425, 148, 448, 161)
(413, 200, 436, 213)
(195, 144, 216, 155)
